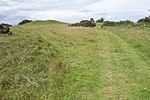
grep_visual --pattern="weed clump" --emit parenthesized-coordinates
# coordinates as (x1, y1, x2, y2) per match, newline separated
(69, 18, 96, 27)
(50, 60, 68, 74)
(18, 19, 32, 25)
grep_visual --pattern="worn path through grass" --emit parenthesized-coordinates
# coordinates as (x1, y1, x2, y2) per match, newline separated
(34, 25, 150, 99)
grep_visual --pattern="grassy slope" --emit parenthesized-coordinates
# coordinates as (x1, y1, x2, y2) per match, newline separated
(0, 21, 150, 99)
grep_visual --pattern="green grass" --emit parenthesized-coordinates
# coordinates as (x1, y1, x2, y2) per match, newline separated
(0, 21, 150, 99)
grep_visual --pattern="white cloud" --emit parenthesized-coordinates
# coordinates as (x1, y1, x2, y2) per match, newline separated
(87, 0, 150, 12)
(29, 10, 96, 23)
(0, 0, 149, 24)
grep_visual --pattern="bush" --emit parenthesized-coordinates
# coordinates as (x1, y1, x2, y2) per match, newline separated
(79, 20, 96, 27)
(69, 18, 96, 27)
(1, 23, 12, 27)
(102, 20, 134, 27)
(96, 18, 104, 23)
(18, 19, 32, 25)
(69, 23, 80, 27)
(137, 16, 150, 23)
(0, 24, 12, 35)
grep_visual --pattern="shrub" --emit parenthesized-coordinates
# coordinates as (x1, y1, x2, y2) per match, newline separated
(0, 24, 12, 35)
(102, 20, 134, 27)
(69, 18, 96, 27)
(1, 23, 12, 27)
(18, 19, 32, 25)
(96, 18, 104, 23)
(102, 21, 116, 26)
(90, 18, 95, 24)
(79, 20, 96, 27)
(137, 16, 150, 23)
(68, 23, 80, 27)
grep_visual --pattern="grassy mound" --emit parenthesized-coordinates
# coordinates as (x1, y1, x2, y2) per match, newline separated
(28, 20, 67, 25)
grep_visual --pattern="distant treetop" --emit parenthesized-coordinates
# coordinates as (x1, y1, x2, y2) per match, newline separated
(137, 16, 150, 23)
(69, 18, 96, 27)
(96, 18, 104, 23)
(18, 19, 32, 25)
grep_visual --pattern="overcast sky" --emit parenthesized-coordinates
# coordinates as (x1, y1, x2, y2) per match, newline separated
(0, 0, 150, 25)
